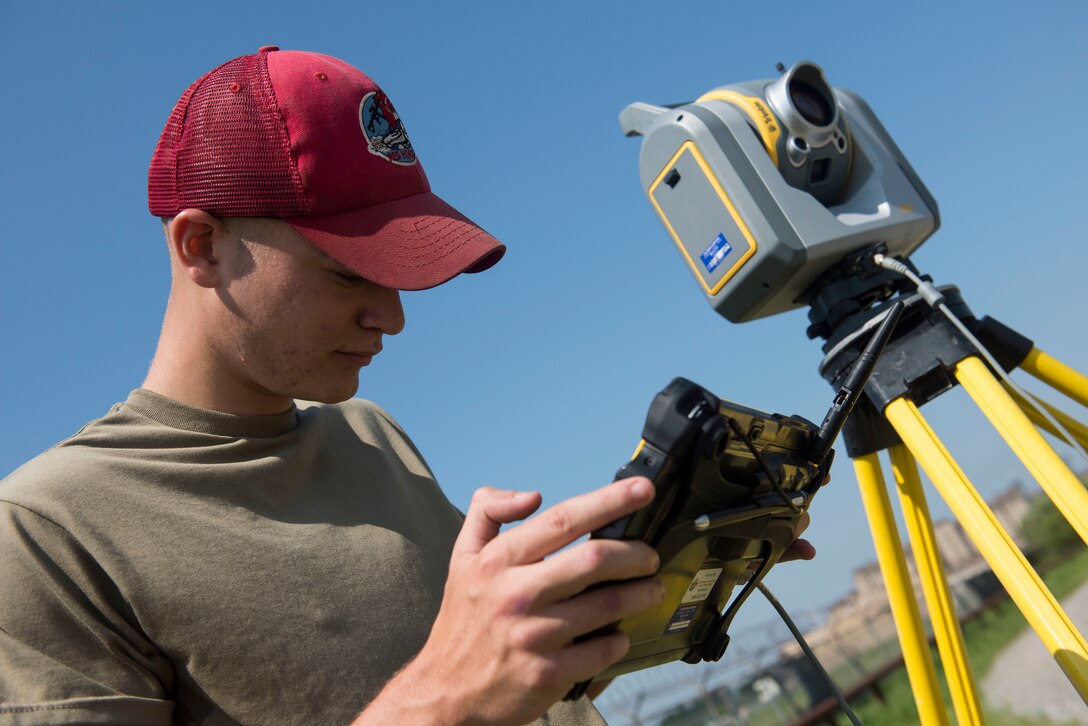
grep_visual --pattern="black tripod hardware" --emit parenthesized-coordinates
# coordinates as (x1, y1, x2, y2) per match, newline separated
(565, 302, 903, 701)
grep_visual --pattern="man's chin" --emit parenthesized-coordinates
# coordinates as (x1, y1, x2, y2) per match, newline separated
(301, 379, 361, 405)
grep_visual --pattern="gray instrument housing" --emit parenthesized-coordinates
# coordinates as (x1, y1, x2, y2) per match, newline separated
(621, 65, 939, 323)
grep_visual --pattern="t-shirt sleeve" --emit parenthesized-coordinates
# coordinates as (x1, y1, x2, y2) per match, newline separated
(0, 501, 174, 725)
(538, 697, 608, 725)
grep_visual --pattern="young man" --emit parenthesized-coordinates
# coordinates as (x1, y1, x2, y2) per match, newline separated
(0, 48, 812, 725)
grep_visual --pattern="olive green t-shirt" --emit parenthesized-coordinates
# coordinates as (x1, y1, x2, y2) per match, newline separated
(0, 390, 604, 725)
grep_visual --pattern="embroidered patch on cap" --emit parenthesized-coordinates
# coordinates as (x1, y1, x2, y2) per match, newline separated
(359, 90, 417, 166)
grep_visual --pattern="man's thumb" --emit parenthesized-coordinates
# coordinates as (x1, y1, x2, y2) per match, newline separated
(453, 487, 542, 556)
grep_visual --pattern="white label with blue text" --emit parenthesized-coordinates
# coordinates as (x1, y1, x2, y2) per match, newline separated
(681, 567, 723, 604)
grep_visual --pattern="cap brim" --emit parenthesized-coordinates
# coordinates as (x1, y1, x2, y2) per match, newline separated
(285, 191, 505, 291)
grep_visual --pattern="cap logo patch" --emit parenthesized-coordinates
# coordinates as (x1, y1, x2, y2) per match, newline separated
(359, 91, 417, 166)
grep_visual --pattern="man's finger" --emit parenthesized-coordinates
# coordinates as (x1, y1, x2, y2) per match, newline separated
(531, 539, 659, 604)
(794, 511, 811, 538)
(554, 630, 631, 686)
(546, 577, 665, 644)
(492, 478, 655, 565)
(497, 578, 662, 657)
(452, 487, 543, 557)
(780, 537, 816, 562)
(777, 512, 815, 563)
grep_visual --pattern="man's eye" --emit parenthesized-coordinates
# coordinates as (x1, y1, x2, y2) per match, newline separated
(334, 271, 364, 285)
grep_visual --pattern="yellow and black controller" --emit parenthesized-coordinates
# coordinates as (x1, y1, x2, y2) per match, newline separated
(565, 301, 903, 700)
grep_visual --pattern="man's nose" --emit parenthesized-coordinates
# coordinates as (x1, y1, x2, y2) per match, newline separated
(359, 286, 405, 336)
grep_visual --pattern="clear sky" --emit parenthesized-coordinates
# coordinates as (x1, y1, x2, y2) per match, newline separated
(2, 0, 1086, 699)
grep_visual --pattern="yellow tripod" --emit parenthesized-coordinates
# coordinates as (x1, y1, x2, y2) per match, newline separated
(823, 281, 1088, 724)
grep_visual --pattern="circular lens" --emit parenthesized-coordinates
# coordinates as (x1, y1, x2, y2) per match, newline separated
(788, 79, 834, 127)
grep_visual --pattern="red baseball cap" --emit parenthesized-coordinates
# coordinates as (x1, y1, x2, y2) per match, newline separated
(148, 46, 504, 290)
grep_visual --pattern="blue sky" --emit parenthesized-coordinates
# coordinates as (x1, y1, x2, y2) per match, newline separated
(2, 0, 1086, 683)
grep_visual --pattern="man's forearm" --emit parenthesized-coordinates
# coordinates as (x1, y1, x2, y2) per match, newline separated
(352, 653, 462, 726)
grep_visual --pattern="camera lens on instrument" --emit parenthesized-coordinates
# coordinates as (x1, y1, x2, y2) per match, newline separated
(758, 62, 851, 204)
(788, 79, 834, 127)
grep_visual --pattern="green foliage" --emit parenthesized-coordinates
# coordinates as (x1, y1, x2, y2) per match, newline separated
(1019, 489, 1083, 566)
(659, 699, 705, 726)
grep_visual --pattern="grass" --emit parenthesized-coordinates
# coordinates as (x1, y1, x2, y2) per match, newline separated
(657, 550, 1088, 726)
(833, 548, 1088, 725)
(964, 547, 1088, 678)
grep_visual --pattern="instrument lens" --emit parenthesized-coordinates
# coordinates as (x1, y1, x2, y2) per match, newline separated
(789, 79, 834, 127)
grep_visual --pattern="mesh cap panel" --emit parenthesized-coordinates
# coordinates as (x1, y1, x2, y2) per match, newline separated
(148, 53, 309, 217)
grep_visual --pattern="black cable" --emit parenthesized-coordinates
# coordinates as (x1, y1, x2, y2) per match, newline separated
(726, 417, 801, 513)
(757, 582, 864, 726)
(873, 252, 1088, 468)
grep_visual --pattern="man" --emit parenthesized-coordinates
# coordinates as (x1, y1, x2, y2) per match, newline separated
(0, 48, 812, 725)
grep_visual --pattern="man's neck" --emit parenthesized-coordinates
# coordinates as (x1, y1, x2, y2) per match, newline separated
(144, 306, 293, 416)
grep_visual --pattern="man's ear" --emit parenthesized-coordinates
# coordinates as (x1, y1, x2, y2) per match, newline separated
(169, 210, 229, 288)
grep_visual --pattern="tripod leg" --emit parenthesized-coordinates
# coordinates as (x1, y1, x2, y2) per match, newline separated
(955, 356, 1088, 546)
(1020, 348, 1088, 408)
(1001, 382, 1088, 451)
(885, 397, 1088, 703)
(889, 445, 984, 726)
(853, 453, 950, 726)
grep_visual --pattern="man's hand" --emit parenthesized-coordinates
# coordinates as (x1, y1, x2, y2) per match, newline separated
(779, 511, 816, 563)
(357, 477, 664, 726)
